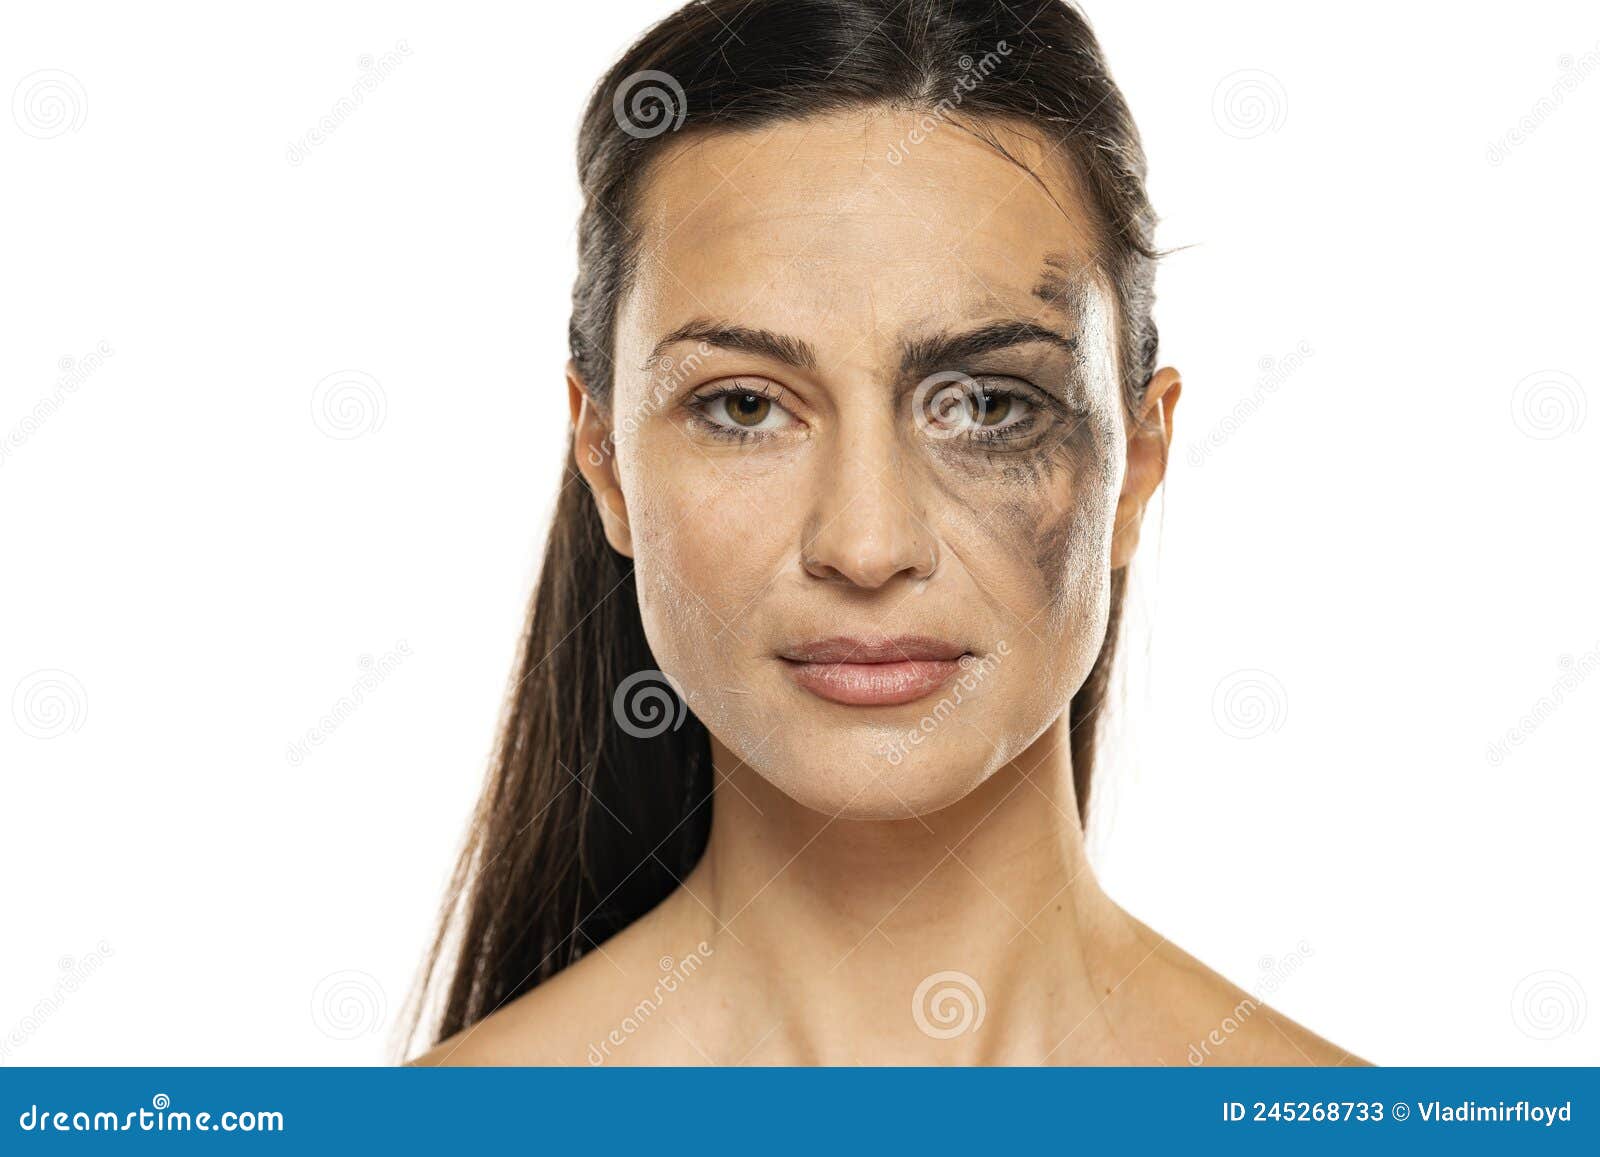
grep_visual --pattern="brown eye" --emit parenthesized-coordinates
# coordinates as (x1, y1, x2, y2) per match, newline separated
(724, 393, 771, 427)
(685, 380, 798, 441)
(971, 390, 1011, 427)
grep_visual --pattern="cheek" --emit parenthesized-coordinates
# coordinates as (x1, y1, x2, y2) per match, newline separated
(620, 441, 784, 673)
(620, 446, 805, 762)
(930, 410, 1121, 664)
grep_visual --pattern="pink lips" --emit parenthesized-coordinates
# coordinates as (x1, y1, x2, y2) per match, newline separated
(778, 635, 971, 707)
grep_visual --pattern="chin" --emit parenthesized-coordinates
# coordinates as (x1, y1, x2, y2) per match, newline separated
(752, 735, 998, 821)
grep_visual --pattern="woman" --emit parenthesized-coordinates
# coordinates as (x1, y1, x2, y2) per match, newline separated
(408, 0, 1362, 1066)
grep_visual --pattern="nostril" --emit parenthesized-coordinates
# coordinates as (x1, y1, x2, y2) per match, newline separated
(800, 539, 938, 588)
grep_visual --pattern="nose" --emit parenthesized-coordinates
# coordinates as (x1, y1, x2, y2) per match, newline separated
(800, 433, 938, 589)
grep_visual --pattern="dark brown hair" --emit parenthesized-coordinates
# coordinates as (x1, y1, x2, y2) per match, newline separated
(405, 0, 1162, 1053)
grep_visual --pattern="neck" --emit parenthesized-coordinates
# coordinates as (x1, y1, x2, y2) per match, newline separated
(678, 714, 1132, 1064)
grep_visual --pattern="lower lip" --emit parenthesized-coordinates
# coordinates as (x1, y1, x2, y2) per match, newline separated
(780, 657, 967, 706)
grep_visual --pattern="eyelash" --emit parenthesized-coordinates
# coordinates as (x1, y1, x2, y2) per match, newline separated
(684, 381, 793, 443)
(682, 379, 1053, 445)
(957, 386, 1040, 443)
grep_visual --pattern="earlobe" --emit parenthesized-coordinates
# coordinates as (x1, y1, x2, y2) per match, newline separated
(1109, 366, 1181, 569)
(593, 483, 635, 558)
(566, 364, 635, 559)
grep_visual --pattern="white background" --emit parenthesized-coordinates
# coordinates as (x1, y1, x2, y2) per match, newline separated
(2, 0, 1596, 1066)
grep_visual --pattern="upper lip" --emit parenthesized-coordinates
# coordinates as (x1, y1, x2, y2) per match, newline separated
(779, 635, 971, 664)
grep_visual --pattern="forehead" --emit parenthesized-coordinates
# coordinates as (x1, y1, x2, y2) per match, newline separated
(616, 109, 1105, 367)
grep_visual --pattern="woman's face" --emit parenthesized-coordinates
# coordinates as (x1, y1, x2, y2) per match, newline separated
(576, 109, 1170, 820)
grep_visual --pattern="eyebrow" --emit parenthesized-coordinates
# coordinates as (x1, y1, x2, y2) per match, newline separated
(649, 316, 1078, 379)
(647, 254, 1089, 377)
(647, 318, 818, 372)
(898, 321, 1079, 380)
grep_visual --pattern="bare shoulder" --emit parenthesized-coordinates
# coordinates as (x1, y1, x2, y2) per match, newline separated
(1109, 916, 1370, 1067)
(406, 902, 721, 1067)
(405, 956, 616, 1067)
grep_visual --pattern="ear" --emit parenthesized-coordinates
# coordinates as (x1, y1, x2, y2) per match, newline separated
(568, 362, 634, 559)
(1110, 365, 1181, 569)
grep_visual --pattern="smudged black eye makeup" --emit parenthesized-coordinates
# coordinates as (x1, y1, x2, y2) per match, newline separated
(916, 367, 1096, 458)
(920, 374, 1085, 450)
(680, 368, 1092, 453)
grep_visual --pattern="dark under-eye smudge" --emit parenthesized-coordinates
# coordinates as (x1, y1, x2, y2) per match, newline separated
(910, 353, 1097, 467)
(975, 422, 1118, 609)
(920, 444, 1105, 628)
(1029, 507, 1078, 598)
(908, 256, 1121, 611)
(935, 393, 1109, 488)
(996, 487, 1113, 624)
